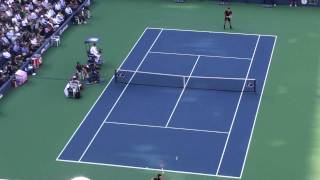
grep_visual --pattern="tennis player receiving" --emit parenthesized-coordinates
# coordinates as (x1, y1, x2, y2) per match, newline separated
(224, 7, 233, 30)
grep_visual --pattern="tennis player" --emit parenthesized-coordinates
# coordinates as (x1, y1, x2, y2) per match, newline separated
(224, 7, 233, 30)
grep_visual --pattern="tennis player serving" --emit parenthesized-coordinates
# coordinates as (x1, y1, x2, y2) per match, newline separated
(224, 7, 233, 30)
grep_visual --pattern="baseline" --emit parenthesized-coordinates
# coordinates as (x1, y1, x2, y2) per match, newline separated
(149, 27, 276, 37)
(57, 157, 240, 179)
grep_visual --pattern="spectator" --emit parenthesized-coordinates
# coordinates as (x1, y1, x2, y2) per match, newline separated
(5, 62, 14, 76)
(12, 76, 18, 88)
(53, 11, 65, 25)
(0, 70, 5, 86)
(65, 5, 73, 16)
(24, 61, 36, 76)
(2, 48, 12, 61)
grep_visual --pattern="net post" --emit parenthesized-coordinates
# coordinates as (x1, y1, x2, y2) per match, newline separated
(114, 69, 117, 83)
(254, 80, 257, 93)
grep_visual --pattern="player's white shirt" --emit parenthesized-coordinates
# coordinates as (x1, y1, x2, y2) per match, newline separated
(90, 46, 100, 57)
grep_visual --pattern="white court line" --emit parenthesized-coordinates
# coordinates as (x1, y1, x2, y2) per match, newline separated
(239, 36, 277, 178)
(165, 56, 201, 127)
(148, 27, 277, 38)
(149, 51, 251, 61)
(105, 121, 228, 134)
(57, 159, 241, 179)
(117, 68, 256, 81)
(216, 35, 261, 175)
(56, 27, 150, 161)
(78, 28, 164, 161)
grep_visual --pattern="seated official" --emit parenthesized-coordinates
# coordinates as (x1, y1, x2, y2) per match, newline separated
(69, 76, 81, 88)
(67, 76, 82, 98)
(89, 43, 102, 63)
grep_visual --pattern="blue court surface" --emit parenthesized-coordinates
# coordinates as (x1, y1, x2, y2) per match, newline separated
(57, 28, 277, 178)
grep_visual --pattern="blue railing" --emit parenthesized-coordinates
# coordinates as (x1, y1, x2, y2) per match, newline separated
(0, 0, 90, 97)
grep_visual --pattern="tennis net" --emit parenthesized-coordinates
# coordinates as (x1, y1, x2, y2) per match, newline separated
(114, 69, 256, 92)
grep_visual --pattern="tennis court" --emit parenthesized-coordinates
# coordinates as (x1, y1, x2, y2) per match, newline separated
(57, 27, 276, 178)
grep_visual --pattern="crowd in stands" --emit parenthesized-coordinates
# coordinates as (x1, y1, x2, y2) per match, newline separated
(0, 0, 90, 87)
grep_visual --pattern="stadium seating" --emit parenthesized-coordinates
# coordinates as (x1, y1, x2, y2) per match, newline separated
(0, 0, 90, 95)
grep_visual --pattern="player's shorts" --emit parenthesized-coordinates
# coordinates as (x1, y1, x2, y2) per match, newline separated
(225, 17, 231, 21)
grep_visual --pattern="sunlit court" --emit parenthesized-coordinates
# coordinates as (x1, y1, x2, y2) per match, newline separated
(0, 1, 319, 180)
